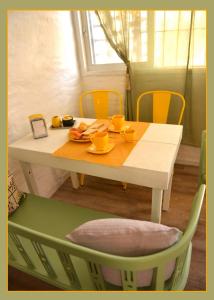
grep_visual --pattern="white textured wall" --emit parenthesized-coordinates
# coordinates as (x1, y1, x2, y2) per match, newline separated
(8, 11, 81, 143)
(82, 74, 126, 97)
(8, 11, 81, 196)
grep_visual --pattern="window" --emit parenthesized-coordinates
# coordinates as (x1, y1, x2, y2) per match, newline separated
(154, 11, 206, 67)
(78, 10, 206, 71)
(86, 11, 122, 64)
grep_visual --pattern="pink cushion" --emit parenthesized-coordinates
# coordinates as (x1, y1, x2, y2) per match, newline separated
(101, 260, 176, 287)
(66, 218, 180, 256)
(66, 218, 180, 287)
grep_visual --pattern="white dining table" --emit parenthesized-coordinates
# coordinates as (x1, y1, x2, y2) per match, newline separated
(8, 118, 183, 223)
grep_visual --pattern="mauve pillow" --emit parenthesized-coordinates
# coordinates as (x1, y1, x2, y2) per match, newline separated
(101, 260, 176, 287)
(66, 218, 181, 287)
(66, 218, 181, 257)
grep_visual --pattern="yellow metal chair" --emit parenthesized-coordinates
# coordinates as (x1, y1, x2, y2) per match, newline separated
(135, 90, 185, 201)
(136, 90, 185, 124)
(79, 89, 123, 119)
(79, 90, 126, 188)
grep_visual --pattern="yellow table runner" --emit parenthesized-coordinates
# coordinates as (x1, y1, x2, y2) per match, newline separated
(53, 121, 150, 167)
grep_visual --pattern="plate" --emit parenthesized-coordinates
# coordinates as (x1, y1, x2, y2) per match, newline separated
(87, 142, 115, 154)
(69, 137, 91, 143)
(108, 124, 129, 133)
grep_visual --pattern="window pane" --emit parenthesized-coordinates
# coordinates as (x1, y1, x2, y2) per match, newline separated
(165, 11, 179, 30)
(88, 11, 100, 26)
(93, 41, 121, 64)
(194, 11, 206, 28)
(94, 53, 120, 64)
(129, 11, 147, 62)
(154, 10, 206, 67)
(177, 31, 189, 65)
(140, 11, 147, 31)
(141, 32, 147, 62)
(179, 11, 191, 30)
(87, 11, 122, 64)
(193, 11, 206, 66)
(192, 29, 206, 65)
(154, 32, 164, 66)
(163, 31, 178, 66)
(91, 26, 106, 39)
(155, 11, 165, 31)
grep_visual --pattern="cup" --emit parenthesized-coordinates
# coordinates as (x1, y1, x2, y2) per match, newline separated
(62, 115, 74, 127)
(52, 116, 61, 128)
(121, 127, 136, 142)
(112, 114, 125, 131)
(90, 132, 109, 151)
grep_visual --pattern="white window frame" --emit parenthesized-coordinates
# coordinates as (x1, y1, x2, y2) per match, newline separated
(72, 11, 126, 76)
(72, 11, 206, 77)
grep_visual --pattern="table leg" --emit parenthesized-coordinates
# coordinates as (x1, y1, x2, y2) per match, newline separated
(162, 170, 173, 211)
(20, 161, 39, 194)
(151, 189, 163, 223)
(70, 172, 80, 189)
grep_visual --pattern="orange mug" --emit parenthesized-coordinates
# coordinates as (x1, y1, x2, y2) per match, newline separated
(52, 116, 61, 128)
(90, 132, 109, 151)
(112, 114, 125, 131)
(121, 127, 136, 142)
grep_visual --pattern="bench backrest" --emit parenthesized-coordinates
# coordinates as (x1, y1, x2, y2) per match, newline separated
(8, 184, 205, 291)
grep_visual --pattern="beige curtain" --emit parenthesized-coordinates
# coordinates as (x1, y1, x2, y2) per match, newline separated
(182, 12, 206, 145)
(96, 11, 146, 120)
(96, 10, 206, 146)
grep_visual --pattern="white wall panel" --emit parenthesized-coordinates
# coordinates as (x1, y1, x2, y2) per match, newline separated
(8, 11, 80, 196)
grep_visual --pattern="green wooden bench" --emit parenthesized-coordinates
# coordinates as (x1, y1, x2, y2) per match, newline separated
(8, 184, 205, 291)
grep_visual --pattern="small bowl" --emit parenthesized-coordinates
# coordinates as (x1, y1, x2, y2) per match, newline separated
(62, 116, 74, 127)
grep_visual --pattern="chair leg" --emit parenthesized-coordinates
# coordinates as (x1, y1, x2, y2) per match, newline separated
(80, 174, 85, 186)
(122, 182, 127, 190)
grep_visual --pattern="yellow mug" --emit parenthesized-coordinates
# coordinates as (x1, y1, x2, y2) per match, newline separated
(112, 114, 125, 131)
(90, 132, 109, 151)
(121, 127, 136, 142)
(52, 116, 61, 128)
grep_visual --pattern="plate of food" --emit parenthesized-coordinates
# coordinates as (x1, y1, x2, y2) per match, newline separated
(68, 122, 110, 142)
(68, 122, 92, 142)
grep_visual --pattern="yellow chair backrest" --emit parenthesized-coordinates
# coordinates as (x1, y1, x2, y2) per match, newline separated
(136, 90, 185, 125)
(79, 90, 123, 119)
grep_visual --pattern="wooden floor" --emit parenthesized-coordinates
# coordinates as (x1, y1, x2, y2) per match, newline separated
(8, 164, 206, 291)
